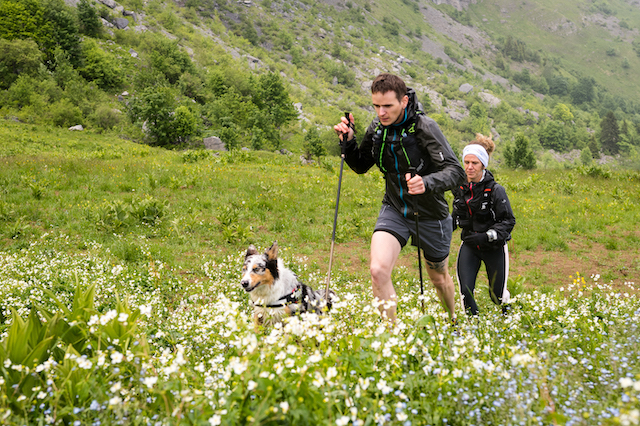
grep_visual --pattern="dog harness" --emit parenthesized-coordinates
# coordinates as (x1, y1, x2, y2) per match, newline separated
(253, 285, 302, 308)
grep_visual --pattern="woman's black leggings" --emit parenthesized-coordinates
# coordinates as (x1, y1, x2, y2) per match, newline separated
(456, 242, 510, 315)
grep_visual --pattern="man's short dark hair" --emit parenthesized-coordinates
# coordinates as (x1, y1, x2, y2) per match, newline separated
(371, 73, 407, 102)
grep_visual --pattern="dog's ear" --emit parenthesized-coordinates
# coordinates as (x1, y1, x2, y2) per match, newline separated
(245, 245, 258, 259)
(265, 241, 278, 261)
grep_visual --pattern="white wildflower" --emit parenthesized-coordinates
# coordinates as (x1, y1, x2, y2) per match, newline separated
(110, 351, 124, 364)
(142, 376, 158, 389)
(139, 304, 152, 316)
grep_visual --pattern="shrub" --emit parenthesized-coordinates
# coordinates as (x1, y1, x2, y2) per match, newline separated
(128, 86, 180, 146)
(538, 121, 569, 152)
(577, 164, 612, 178)
(182, 149, 211, 163)
(91, 105, 122, 131)
(48, 98, 83, 127)
(503, 133, 536, 170)
(173, 105, 198, 145)
(142, 34, 195, 85)
(580, 147, 593, 165)
(4, 74, 62, 110)
(77, 39, 123, 89)
(303, 126, 326, 161)
(77, 0, 101, 37)
(0, 38, 42, 90)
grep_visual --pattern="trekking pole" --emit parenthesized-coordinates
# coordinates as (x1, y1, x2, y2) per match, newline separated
(408, 167, 425, 313)
(325, 112, 352, 303)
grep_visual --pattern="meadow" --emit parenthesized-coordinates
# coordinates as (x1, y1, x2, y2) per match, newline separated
(1, 119, 640, 425)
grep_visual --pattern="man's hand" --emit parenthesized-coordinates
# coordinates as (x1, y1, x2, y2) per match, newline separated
(333, 113, 355, 142)
(405, 173, 426, 195)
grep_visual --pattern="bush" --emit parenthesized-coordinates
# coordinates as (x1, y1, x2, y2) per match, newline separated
(303, 127, 326, 161)
(78, 39, 123, 89)
(4, 75, 62, 110)
(580, 147, 593, 165)
(128, 86, 199, 147)
(577, 164, 612, 178)
(0, 38, 42, 90)
(77, 0, 101, 37)
(504, 133, 536, 169)
(538, 121, 569, 152)
(173, 105, 198, 145)
(91, 105, 122, 131)
(48, 98, 83, 127)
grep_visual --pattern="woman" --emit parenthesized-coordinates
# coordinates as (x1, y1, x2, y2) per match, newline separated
(452, 133, 516, 315)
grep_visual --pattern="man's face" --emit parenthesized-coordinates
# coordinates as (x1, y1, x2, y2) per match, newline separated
(372, 91, 408, 126)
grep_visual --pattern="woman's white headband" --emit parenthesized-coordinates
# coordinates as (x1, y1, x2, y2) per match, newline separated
(462, 144, 489, 168)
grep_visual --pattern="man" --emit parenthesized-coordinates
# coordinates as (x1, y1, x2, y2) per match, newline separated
(333, 73, 465, 322)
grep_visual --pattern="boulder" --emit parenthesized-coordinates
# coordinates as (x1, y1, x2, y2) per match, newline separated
(203, 136, 227, 151)
(114, 18, 129, 29)
(478, 92, 501, 108)
(123, 10, 137, 21)
(459, 83, 474, 93)
(99, 0, 116, 8)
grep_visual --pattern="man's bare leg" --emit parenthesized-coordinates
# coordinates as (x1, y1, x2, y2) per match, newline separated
(426, 257, 456, 319)
(370, 231, 402, 322)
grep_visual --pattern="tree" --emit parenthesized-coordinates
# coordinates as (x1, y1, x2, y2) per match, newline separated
(600, 111, 620, 155)
(0, 38, 42, 89)
(538, 121, 569, 151)
(588, 134, 601, 158)
(78, 39, 123, 89)
(143, 34, 195, 84)
(303, 127, 326, 161)
(0, 0, 81, 67)
(77, 0, 101, 37)
(552, 103, 573, 123)
(253, 72, 298, 147)
(571, 77, 596, 105)
(128, 87, 200, 147)
(547, 75, 569, 96)
(0, 0, 48, 45)
(504, 133, 536, 169)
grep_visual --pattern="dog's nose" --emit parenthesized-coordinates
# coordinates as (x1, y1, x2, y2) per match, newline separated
(241, 280, 249, 289)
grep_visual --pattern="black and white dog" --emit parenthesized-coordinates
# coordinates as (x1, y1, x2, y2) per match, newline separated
(241, 242, 335, 326)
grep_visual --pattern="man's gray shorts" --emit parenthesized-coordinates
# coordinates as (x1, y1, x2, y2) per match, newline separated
(373, 204, 453, 263)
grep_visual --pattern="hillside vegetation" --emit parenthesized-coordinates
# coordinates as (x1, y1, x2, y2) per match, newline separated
(1, 0, 640, 167)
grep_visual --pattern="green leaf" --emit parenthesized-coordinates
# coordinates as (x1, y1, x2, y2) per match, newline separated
(6, 309, 28, 364)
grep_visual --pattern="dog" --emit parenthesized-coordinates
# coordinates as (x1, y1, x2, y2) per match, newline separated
(241, 241, 335, 326)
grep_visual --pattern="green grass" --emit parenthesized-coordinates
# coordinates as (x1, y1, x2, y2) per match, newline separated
(1, 119, 639, 287)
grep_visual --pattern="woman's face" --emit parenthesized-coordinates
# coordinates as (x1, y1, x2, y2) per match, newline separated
(464, 154, 484, 183)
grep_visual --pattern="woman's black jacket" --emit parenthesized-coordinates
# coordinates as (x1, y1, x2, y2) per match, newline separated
(452, 169, 516, 249)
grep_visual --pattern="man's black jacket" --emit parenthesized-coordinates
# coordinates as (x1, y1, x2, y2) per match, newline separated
(343, 88, 465, 221)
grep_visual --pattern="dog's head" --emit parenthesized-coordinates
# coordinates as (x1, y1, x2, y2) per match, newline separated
(240, 241, 279, 293)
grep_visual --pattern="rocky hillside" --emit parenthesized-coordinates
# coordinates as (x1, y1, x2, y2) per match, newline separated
(2, 0, 639, 164)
